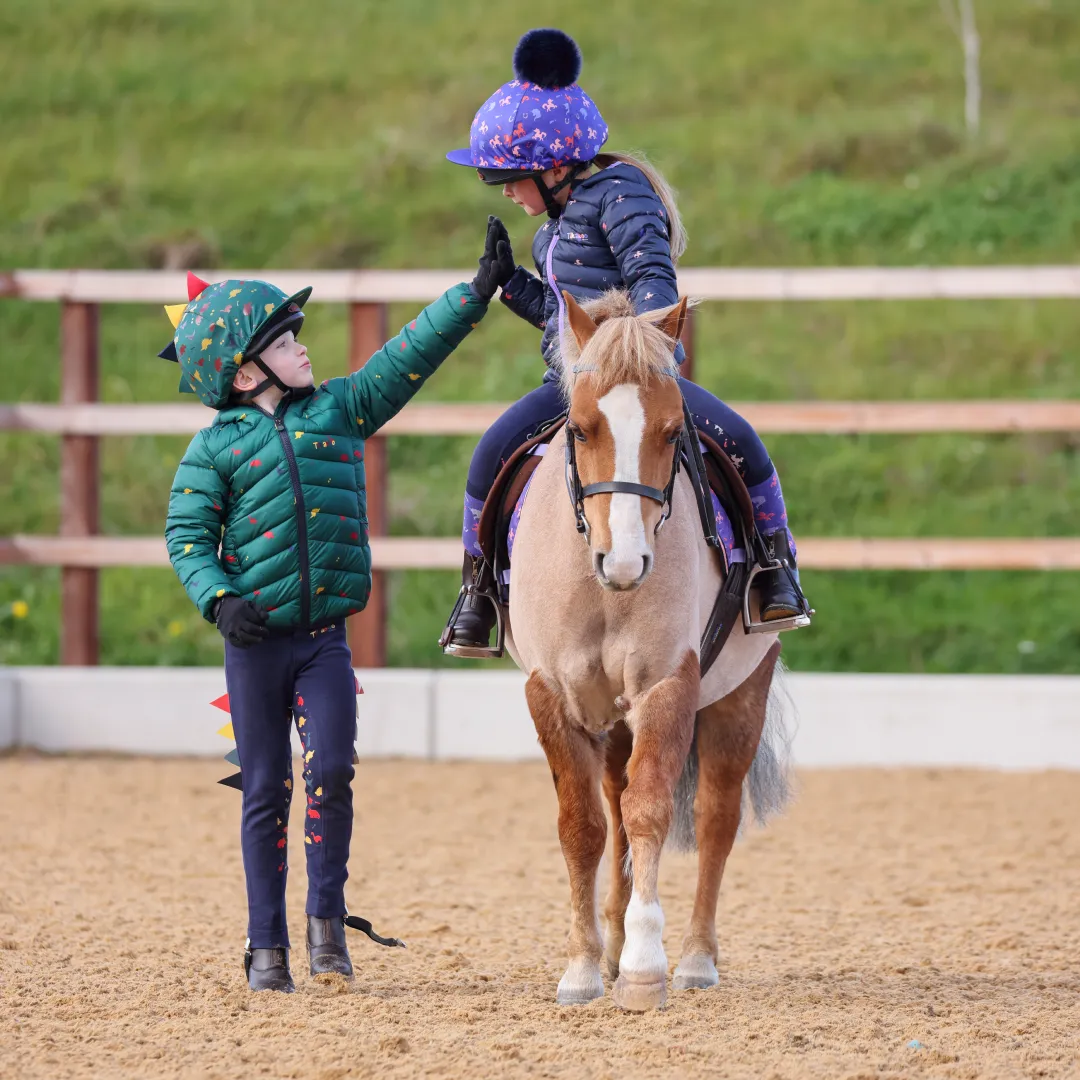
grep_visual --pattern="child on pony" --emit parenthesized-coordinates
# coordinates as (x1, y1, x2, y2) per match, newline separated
(444, 28, 803, 654)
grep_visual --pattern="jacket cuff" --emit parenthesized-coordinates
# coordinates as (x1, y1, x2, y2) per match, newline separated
(499, 265, 536, 307)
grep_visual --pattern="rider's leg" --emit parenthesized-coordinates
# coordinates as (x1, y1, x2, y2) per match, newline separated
(451, 378, 567, 648)
(678, 378, 804, 620)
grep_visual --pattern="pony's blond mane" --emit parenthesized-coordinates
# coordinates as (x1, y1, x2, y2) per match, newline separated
(557, 290, 684, 399)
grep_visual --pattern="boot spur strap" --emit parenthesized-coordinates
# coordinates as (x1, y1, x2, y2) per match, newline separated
(344, 915, 407, 949)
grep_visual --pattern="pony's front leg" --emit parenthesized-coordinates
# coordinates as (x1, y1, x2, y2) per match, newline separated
(674, 642, 780, 991)
(525, 671, 607, 1006)
(614, 651, 699, 1011)
(601, 719, 634, 980)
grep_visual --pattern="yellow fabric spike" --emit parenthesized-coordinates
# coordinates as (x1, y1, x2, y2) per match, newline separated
(305, 835, 312, 845)
(315, 786, 323, 796)
(216, 722, 234, 740)
(164, 303, 187, 329)
(304, 750, 314, 763)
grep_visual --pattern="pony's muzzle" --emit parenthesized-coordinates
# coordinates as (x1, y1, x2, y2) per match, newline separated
(593, 549, 653, 591)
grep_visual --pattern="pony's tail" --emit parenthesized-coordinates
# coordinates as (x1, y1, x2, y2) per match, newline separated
(593, 150, 688, 263)
(667, 660, 795, 854)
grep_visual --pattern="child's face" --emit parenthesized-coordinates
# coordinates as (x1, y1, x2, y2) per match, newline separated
(234, 330, 313, 394)
(501, 167, 570, 216)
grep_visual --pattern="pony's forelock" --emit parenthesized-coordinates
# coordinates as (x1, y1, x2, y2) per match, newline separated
(557, 291, 682, 399)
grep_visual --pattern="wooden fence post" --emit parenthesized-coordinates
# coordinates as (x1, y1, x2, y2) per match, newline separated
(59, 302, 100, 665)
(348, 302, 389, 668)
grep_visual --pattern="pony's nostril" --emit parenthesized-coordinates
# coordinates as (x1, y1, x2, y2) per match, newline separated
(636, 552, 653, 583)
(592, 550, 609, 582)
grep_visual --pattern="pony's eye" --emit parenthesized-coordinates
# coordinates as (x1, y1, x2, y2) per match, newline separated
(568, 423, 586, 443)
(666, 431, 681, 444)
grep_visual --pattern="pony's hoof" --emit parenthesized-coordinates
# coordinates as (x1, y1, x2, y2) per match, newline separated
(555, 959, 604, 1006)
(605, 953, 621, 982)
(612, 974, 667, 1012)
(672, 954, 719, 991)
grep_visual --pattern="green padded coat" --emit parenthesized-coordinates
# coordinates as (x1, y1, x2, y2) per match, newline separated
(166, 283, 488, 628)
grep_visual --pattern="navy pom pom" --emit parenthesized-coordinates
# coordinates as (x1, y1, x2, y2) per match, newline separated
(513, 28, 582, 89)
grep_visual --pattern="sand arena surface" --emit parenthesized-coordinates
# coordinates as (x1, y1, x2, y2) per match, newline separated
(0, 757, 1078, 1079)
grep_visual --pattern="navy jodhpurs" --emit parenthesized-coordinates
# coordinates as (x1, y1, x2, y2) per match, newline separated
(224, 623, 357, 949)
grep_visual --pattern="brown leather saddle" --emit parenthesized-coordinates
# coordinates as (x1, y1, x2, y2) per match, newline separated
(468, 411, 768, 675)
(476, 415, 569, 590)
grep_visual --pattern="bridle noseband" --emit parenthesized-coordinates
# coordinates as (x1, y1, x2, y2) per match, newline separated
(563, 365, 685, 541)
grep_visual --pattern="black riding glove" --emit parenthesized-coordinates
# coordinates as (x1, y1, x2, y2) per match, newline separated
(213, 595, 270, 648)
(469, 215, 516, 301)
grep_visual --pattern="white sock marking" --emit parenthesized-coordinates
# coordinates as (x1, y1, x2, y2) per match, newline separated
(619, 891, 667, 981)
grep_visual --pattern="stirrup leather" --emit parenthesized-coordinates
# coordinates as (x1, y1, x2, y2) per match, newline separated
(438, 558, 506, 659)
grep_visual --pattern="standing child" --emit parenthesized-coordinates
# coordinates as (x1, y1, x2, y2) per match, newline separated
(443, 28, 805, 655)
(162, 236, 507, 990)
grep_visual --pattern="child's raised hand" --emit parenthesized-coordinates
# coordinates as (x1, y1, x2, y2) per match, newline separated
(469, 216, 516, 301)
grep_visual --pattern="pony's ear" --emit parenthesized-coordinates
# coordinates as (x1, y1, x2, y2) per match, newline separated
(655, 297, 689, 343)
(563, 290, 598, 351)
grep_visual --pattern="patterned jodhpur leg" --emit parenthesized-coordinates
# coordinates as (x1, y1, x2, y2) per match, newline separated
(224, 634, 296, 949)
(461, 378, 566, 557)
(677, 378, 794, 550)
(291, 624, 358, 921)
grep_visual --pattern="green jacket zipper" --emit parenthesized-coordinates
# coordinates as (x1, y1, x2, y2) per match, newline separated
(273, 405, 311, 627)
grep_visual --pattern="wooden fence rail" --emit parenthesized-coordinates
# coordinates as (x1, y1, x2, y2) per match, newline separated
(5, 399, 1080, 436)
(3, 266, 1079, 665)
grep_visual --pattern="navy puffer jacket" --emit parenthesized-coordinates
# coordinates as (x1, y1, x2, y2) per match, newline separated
(500, 160, 684, 367)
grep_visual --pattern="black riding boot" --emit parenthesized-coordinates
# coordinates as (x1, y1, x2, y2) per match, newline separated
(245, 946, 295, 993)
(756, 530, 805, 621)
(448, 554, 498, 649)
(307, 916, 353, 979)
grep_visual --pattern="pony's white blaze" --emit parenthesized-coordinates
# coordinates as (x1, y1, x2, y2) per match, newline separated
(596, 384, 649, 587)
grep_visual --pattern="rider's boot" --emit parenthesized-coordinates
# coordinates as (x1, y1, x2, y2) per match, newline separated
(244, 945, 295, 992)
(448, 553, 498, 650)
(756, 530, 805, 622)
(307, 916, 353, 979)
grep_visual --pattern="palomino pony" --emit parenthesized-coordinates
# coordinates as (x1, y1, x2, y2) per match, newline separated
(504, 289, 791, 1011)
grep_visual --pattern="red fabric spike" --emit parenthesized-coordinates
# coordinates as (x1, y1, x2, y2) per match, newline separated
(187, 271, 211, 300)
(210, 692, 230, 713)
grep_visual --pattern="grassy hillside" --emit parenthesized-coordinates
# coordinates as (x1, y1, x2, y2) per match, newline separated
(2, 0, 1079, 671)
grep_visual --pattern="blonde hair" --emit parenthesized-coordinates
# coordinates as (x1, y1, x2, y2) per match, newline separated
(557, 290, 681, 400)
(593, 151, 688, 263)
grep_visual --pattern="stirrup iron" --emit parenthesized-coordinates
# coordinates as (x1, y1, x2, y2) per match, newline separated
(439, 561, 506, 659)
(742, 556, 813, 634)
